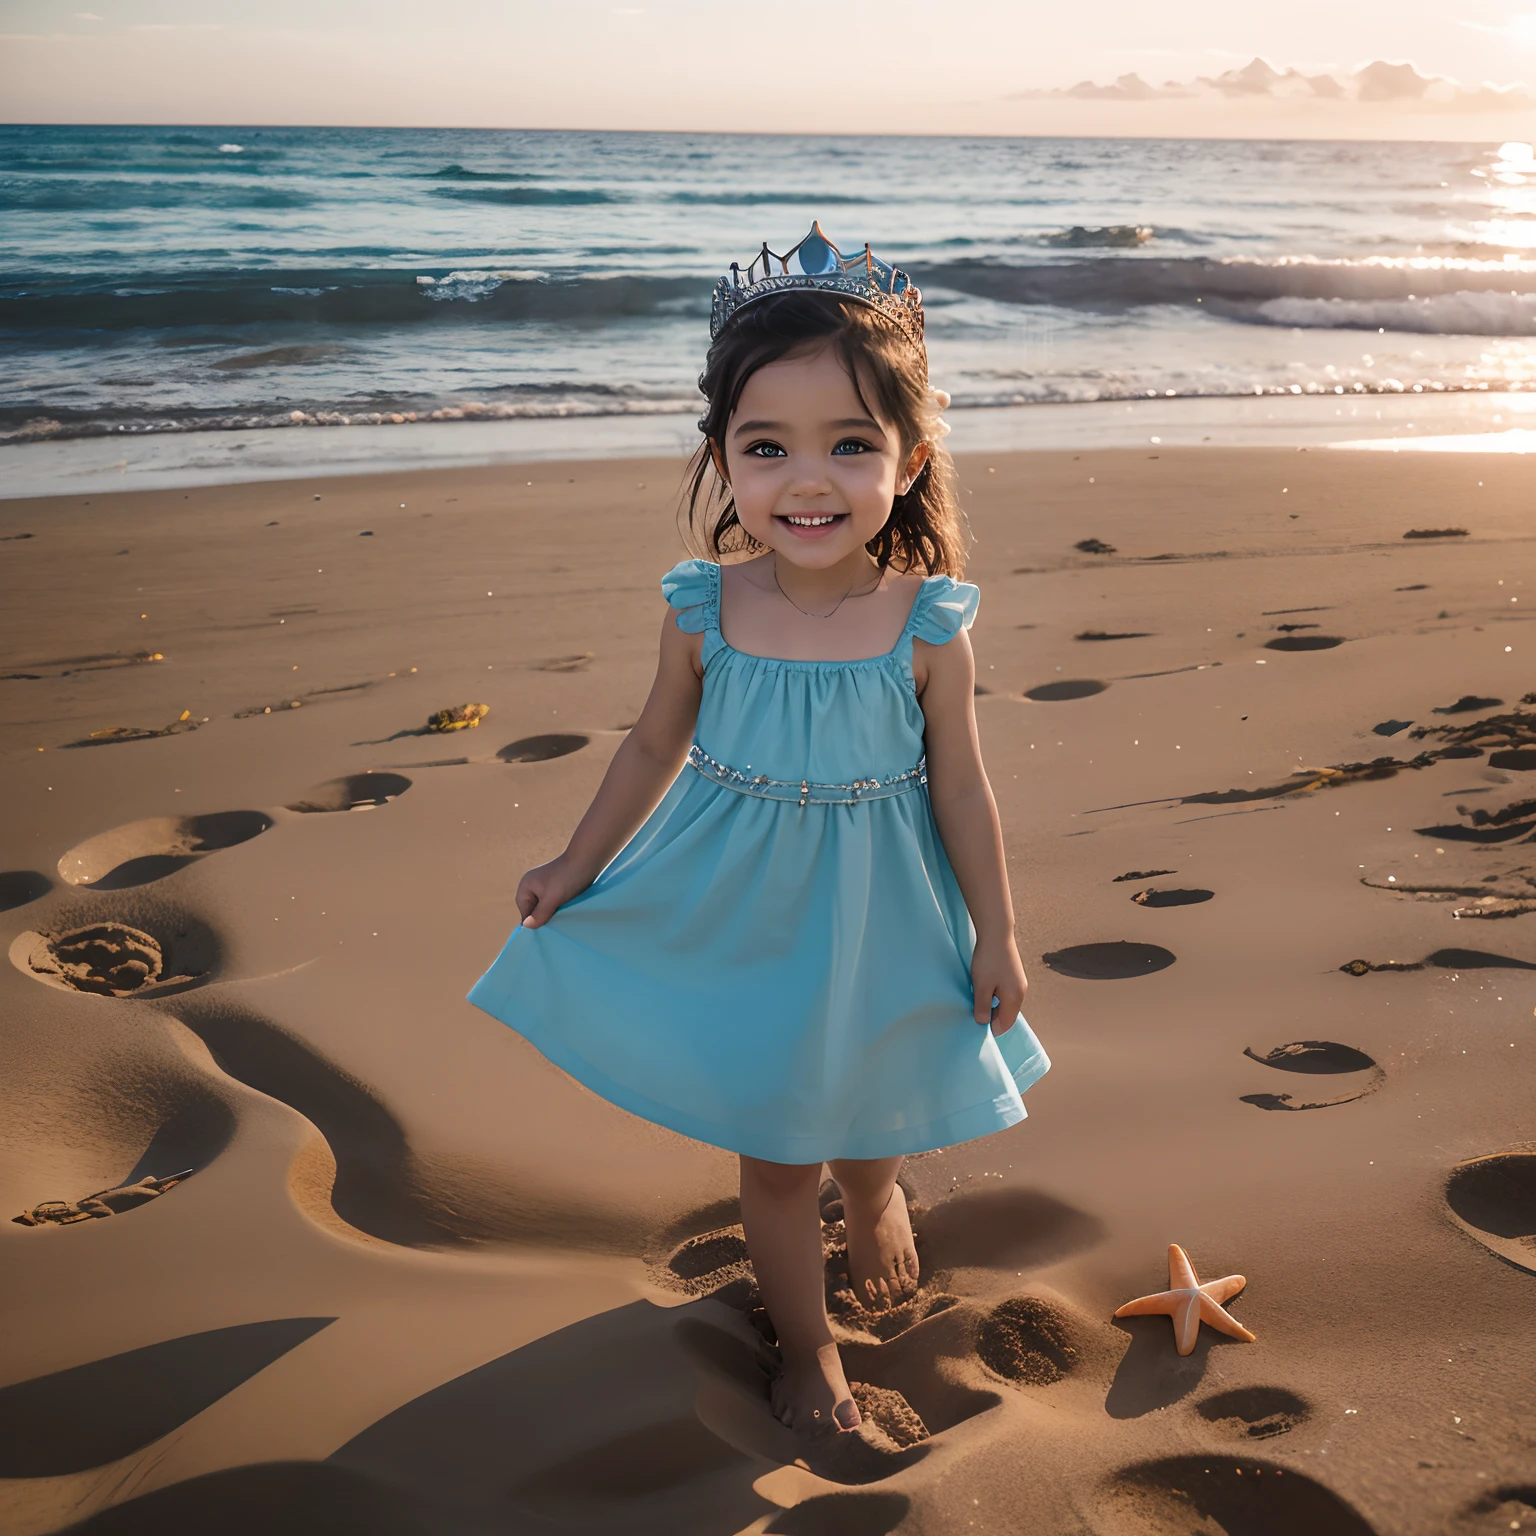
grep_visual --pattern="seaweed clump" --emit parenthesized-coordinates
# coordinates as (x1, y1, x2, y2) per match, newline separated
(427, 703, 489, 733)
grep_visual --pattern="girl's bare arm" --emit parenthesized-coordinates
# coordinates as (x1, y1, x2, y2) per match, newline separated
(517, 610, 702, 927)
(914, 630, 1029, 1034)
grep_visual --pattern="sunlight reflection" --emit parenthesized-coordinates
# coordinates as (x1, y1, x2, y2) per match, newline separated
(1463, 144, 1536, 255)
(1332, 428, 1536, 452)
(1494, 141, 1535, 176)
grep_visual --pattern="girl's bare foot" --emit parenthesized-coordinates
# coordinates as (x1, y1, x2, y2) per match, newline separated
(770, 1340, 861, 1434)
(843, 1182, 919, 1311)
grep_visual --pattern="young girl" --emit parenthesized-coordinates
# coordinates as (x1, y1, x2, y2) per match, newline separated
(469, 225, 1049, 1438)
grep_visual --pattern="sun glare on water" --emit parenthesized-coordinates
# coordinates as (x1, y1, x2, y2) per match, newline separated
(1472, 143, 1536, 250)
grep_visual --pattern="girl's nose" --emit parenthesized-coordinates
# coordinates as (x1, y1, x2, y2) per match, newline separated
(786, 464, 833, 495)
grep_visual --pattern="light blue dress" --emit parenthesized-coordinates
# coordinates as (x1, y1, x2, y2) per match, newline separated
(468, 559, 1050, 1164)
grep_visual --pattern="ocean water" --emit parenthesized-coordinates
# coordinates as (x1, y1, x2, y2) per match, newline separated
(3, 125, 1534, 443)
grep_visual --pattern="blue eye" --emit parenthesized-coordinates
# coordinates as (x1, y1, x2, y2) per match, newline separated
(746, 441, 786, 458)
(832, 439, 872, 456)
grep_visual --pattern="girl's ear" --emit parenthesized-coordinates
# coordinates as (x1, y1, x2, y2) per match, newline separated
(895, 440, 931, 496)
(709, 438, 730, 486)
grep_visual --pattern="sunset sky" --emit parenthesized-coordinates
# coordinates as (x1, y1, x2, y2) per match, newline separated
(3, 0, 1535, 136)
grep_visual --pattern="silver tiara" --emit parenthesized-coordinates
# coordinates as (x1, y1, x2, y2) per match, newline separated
(709, 222, 925, 353)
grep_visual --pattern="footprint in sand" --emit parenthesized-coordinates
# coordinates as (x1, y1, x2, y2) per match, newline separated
(0, 870, 51, 911)
(1264, 635, 1345, 652)
(1043, 942, 1176, 979)
(661, 1186, 1103, 1478)
(662, 1225, 754, 1298)
(845, 1384, 930, 1452)
(285, 771, 411, 813)
(679, 1307, 938, 1483)
(9, 909, 220, 999)
(1240, 1041, 1384, 1112)
(1462, 1484, 1536, 1532)
(1131, 887, 1213, 908)
(58, 810, 272, 890)
(1445, 1152, 1536, 1275)
(661, 1200, 949, 1459)
(834, 1195, 1103, 1450)
(1101, 1455, 1379, 1534)
(497, 734, 590, 763)
(1196, 1385, 1313, 1440)
(1024, 679, 1107, 702)
(975, 1296, 1079, 1386)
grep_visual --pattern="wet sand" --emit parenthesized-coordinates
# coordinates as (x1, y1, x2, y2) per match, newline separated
(1, 448, 1533, 1535)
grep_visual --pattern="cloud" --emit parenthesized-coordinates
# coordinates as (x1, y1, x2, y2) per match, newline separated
(1027, 56, 1536, 111)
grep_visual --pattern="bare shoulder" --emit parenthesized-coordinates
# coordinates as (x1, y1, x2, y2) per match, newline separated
(912, 619, 973, 700)
(659, 602, 706, 678)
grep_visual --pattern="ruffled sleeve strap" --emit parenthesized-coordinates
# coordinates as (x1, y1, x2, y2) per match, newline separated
(908, 575, 980, 646)
(660, 558, 723, 663)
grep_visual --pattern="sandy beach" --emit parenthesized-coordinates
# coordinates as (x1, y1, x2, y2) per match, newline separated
(1, 446, 1533, 1535)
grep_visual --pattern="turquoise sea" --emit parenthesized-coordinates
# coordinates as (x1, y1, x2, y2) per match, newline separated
(2, 125, 1533, 442)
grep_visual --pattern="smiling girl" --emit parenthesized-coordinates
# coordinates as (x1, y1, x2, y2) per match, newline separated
(469, 228, 1050, 1440)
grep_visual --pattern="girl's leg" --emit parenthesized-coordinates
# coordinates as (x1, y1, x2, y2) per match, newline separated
(828, 1155, 919, 1311)
(738, 1155, 860, 1433)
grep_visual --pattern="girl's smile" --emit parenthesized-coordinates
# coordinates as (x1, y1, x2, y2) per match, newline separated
(779, 511, 848, 535)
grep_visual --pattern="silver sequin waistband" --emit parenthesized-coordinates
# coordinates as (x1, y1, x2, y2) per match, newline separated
(687, 743, 927, 806)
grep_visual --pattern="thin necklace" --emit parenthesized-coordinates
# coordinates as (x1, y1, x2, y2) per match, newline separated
(772, 554, 879, 620)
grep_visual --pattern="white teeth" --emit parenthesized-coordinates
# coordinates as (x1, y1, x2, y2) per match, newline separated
(786, 514, 838, 526)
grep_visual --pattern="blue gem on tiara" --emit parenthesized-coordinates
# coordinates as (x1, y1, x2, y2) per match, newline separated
(797, 225, 837, 275)
(709, 221, 925, 354)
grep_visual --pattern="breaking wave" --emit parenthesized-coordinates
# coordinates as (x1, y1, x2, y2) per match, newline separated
(0, 386, 703, 443)
(425, 163, 548, 181)
(1252, 290, 1536, 335)
(0, 269, 708, 331)
(13, 255, 1535, 337)
(918, 254, 1536, 333)
(6, 372, 1522, 446)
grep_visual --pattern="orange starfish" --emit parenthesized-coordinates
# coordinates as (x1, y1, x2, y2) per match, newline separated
(1114, 1243, 1255, 1356)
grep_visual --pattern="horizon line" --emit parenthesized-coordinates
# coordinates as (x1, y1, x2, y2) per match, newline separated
(0, 119, 1523, 148)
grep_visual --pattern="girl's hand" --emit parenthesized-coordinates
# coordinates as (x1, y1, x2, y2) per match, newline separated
(972, 934, 1029, 1037)
(516, 855, 595, 930)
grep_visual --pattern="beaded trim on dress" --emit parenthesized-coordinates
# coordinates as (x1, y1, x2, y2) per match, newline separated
(687, 743, 927, 807)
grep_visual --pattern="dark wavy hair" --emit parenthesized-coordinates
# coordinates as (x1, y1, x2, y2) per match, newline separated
(683, 290, 967, 577)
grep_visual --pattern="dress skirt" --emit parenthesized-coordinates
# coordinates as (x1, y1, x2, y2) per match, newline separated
(469, 764, 1050, 1164)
